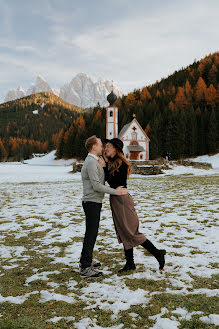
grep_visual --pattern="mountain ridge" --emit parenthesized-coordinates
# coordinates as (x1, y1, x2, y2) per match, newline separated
(4, 73, 123, 108)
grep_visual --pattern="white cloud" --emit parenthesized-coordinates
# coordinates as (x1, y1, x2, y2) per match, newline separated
(0, 0, 218, 101)
(69, 1, 218, 90)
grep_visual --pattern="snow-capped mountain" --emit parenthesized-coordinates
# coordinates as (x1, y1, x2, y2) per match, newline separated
(26, 75, 54, 95)
(60, 73, 122, 108)
(4, 74, 122, 107)
(4, 86, 25, 103)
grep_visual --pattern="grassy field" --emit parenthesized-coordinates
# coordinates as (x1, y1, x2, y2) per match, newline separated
(0, 173, 218, 329)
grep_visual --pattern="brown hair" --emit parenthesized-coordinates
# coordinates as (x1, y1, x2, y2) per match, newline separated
(85, 135, 98, 152)
(108, 149, 132, 178)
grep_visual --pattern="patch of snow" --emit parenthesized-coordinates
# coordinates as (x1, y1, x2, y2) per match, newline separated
(149, 318, 180, 329)
(163, 164, 219, 176)
(172, 308, 204, 320)
(47, 316, 75, 323)
(25, 270, 60, 285)
(200, 314, 219, 325)
(0, 246, 27, 259)
(189, 153, 219, 169)
(0, 291, 38, 304)
(0, 161, 81, 183)
(80, 282, 149, 314)
(40, 290, 75, 303)
(149, 309, 180, 328)
(149, 307, 169, 320)
(24, 150, 76, 166)
(32, 109, 38, 114)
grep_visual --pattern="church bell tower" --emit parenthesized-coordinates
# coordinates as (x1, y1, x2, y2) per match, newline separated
(106, 90, 118, 139)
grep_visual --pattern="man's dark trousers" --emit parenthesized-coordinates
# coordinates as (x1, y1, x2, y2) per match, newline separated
(80, 201, 102, 269)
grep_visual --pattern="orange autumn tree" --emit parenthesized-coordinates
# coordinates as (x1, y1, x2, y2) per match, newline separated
(145, 124, 151, 135)
(198, 60, 205, 76)
(175, 87, 188, 109)
(205, 84, 217, 107)
(124, 93, 136, 108)
(194, 77, 207, 103)
(115, 97, 122, 108)
(9, 137, 18, 152)
(169, 101, 175, 111)
(94, 109, 102, 121)
(74, 115, 86, 132)
(208, 64, 218, 85)
(140, 87, 151, 101)
(216, 83, 219, 104)
(0, 139, 8, 160)
(185, 80, 193, 102)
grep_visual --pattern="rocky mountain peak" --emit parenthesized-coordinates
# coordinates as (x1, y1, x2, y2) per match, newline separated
(4, 74, 123, 108)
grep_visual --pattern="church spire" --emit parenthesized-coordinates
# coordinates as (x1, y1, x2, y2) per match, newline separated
(107, 88, 117, 106)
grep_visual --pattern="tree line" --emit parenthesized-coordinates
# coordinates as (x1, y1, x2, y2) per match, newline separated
(56, 52, 219, 160)
(0, 52, 218, 161)
(0, 93, 81, 161)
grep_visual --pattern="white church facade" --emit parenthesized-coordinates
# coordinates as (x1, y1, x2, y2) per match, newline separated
(106, 92, 150, 160)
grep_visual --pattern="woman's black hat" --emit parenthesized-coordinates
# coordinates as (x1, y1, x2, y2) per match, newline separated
(104, 138, 124, 152)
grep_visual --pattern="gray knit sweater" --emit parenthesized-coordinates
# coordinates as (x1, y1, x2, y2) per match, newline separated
(81, 154, 118, 203)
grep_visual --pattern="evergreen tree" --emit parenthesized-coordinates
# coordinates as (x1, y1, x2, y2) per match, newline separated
(56, 128, 65, 159)
(207, 109, 218, 153)
(164, 110, 175, 157)
(178, 109, 186, 157)
(185, 107, 197, 156)
(149, 113, 162, 159)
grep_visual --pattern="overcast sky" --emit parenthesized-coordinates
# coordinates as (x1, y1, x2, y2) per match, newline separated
(0, 0, 218, 102)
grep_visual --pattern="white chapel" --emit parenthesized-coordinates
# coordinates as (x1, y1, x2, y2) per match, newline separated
(106, 91, 150, 160)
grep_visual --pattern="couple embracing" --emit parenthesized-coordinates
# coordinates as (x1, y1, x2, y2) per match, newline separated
(79, 135, 166, 278)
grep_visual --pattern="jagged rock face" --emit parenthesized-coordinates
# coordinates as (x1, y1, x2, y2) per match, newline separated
(4, 86, 25, 102)
(4, 73, 122, 108)
(60, 73, 122, 108)
(26, 76, 54, 95)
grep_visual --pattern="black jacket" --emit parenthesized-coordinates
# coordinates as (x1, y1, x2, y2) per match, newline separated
(104, 159, 128, 188)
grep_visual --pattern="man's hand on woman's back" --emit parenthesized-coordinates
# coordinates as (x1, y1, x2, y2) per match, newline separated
(116, 186, 128, 195)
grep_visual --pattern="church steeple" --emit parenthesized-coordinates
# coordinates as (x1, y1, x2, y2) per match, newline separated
(106, 89, 118, 139)
(107, 89, 117, 106)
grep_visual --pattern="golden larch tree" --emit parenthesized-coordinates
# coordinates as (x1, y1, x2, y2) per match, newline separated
(205, 84, 217, 107)
(194, 77, 207, 103)
(175, 87, 188, 108)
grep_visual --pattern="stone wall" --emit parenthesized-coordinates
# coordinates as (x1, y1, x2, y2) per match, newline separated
(71, 159, 212, 175)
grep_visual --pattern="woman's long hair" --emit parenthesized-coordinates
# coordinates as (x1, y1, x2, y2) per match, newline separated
(108, 149, 132, 178)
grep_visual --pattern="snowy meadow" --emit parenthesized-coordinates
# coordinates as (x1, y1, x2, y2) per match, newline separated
(0, 158, 219, 329)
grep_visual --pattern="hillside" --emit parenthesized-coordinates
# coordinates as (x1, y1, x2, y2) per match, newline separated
(0, 92, 82, 161)
(55, 52, 219, 161)
(114, 52, 219, 159)
(0, 92, 81, 112)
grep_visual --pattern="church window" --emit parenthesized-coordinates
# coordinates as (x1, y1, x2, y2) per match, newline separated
(110, 111, 113, 117)
(131, 126, 137, 139)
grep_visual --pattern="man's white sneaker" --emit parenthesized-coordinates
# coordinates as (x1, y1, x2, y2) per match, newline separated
(80, 266, 103, 278)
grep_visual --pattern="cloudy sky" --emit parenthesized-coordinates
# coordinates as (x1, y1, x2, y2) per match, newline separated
(0, 0, 218, 102)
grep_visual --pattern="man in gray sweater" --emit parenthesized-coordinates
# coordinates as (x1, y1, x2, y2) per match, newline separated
(80, 135, 127, 278)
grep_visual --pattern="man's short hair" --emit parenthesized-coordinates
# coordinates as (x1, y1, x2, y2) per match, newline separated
(85, 135, 98, 152)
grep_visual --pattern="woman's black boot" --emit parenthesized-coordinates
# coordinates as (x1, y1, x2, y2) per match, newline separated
(118, 248, 136, 273)
(141, 239, 166, 270)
